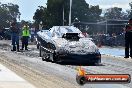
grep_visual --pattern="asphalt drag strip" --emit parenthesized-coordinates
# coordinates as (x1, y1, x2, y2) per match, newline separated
(0, 40, 131, 88)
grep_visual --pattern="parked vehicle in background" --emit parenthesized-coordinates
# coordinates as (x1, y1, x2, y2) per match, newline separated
(0, 28, 11, 40)
(4, 28, 11, 40)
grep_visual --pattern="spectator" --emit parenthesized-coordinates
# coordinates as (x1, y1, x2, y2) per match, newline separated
(30, 27, 35, 42)
(10, 19, 20, 51)
(20, 22, 30, 50)
(124, 18, 132, 58)
(0, 27, 3, 39)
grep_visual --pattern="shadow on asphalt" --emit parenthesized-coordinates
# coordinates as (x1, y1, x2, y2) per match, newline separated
(56, 62, 104, 66)
(42, 58, 104, 66)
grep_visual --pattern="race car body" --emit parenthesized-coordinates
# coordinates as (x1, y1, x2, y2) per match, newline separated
(36, 26, 101, 64)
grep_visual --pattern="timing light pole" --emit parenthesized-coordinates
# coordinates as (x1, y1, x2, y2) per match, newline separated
(63, 6, 64, 26)
(69, 0, 72, 26)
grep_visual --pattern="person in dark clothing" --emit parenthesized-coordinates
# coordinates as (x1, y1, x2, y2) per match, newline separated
(124, 18, 132, 58)
(0, 27, 3, 39)
(10, 20, 20, 51)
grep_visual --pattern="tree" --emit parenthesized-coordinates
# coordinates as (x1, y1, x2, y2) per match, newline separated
(121, 11, 129, 20)
(71, 0, 102, 22)
(0, 3, 20, 28)
(128, 2, 132, 19)
(33, 0, 67, 28)
(33, 0, 102, 27)
(89, 5, 102, 22)
(103, 7, 129, 20)
(46, 0, 65, 26)
(0, 6, 9, 27)
(33, 6, 48, 28)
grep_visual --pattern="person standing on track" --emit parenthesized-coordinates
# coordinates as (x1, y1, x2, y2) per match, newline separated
(10, 19, 20, 52)
(20, 22, 30, 50)
(124, 18, 132, 58)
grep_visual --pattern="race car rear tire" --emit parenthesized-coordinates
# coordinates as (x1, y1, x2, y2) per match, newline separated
(46, 52, 56, 63)
(42, 52, 50, 61)
(37, 43, 39, 49)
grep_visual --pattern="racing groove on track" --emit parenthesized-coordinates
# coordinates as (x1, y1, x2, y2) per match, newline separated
(0, 49, 79, 88)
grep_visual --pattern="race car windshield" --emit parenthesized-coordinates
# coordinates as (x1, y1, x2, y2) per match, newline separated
(65, 28, 73, 32)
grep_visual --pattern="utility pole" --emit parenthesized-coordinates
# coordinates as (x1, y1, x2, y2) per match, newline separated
(106, 20, 107, 34)
(69, 0, 72, 26)
(39, 21, 43, 31)
(63, 6, 64, 26)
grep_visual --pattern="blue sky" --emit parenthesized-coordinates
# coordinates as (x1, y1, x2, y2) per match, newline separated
(0, 0, 131, 21)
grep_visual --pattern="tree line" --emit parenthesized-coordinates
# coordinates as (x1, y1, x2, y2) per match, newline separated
(33, 0, 102, 28)
(0, 3, 20, 28)
(33, 0, 132, 28)
(0, 1, 132, 29)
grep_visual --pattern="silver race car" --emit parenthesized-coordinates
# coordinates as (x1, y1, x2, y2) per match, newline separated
(36, 26, 101, 64)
